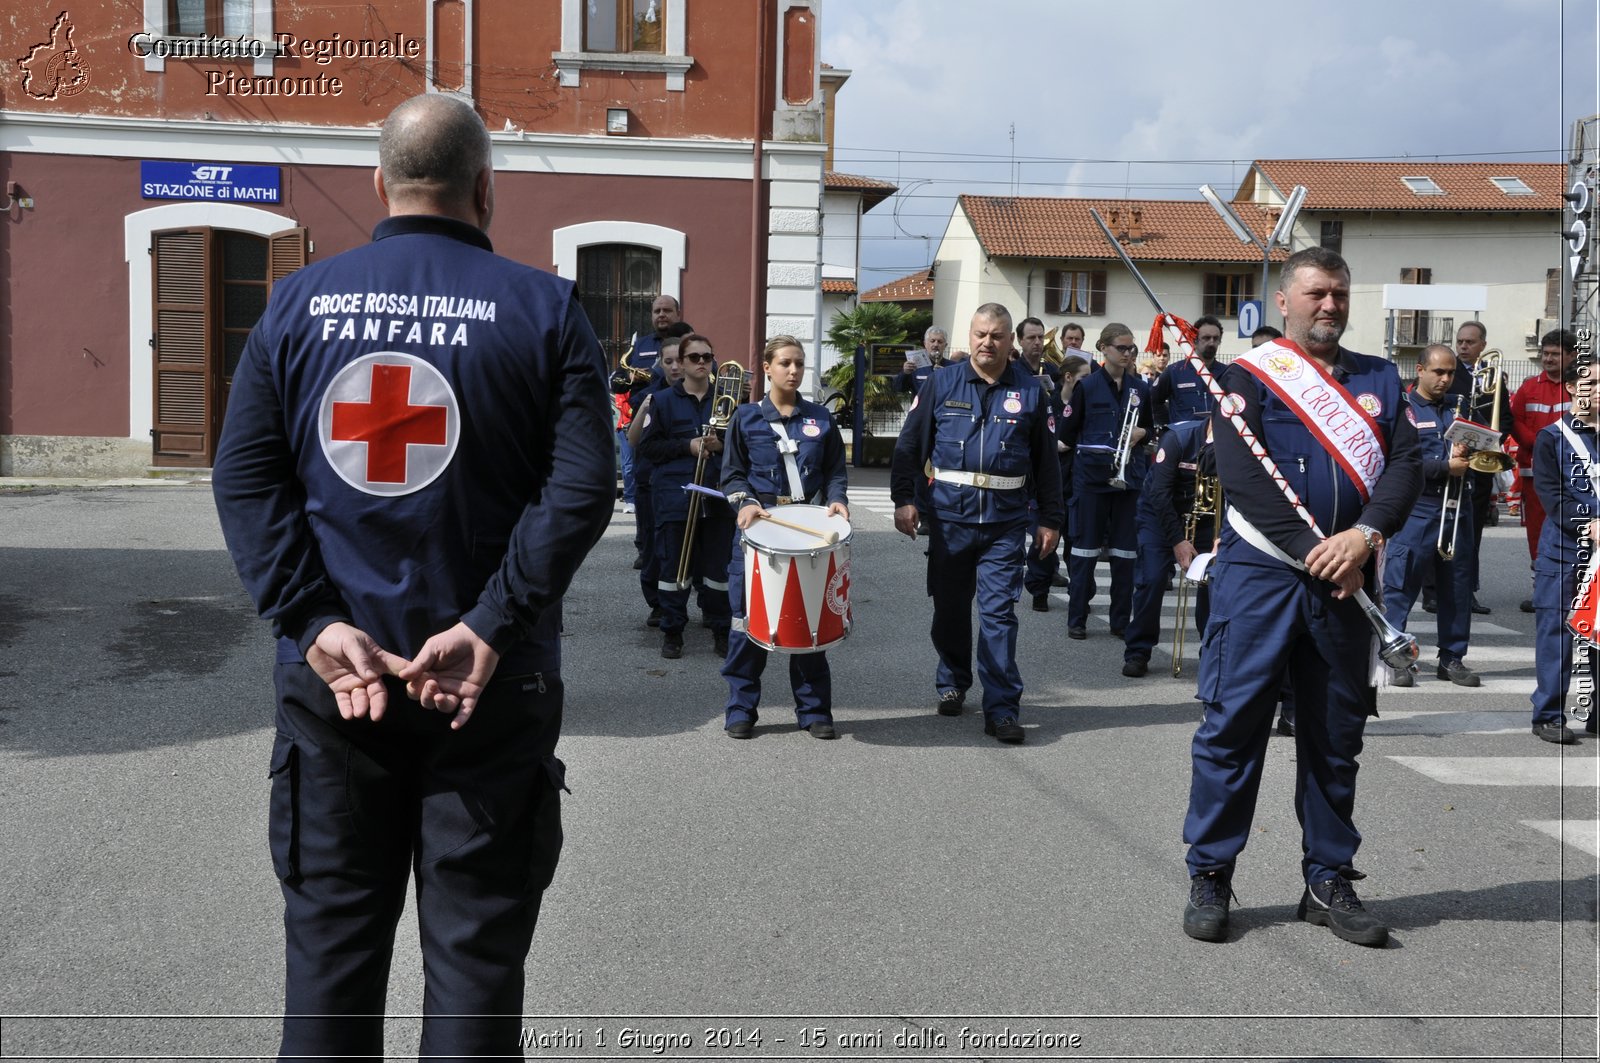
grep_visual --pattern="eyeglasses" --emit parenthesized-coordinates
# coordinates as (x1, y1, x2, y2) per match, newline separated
(1108, 344, 1139, 354)
(682, 352, 714, 363)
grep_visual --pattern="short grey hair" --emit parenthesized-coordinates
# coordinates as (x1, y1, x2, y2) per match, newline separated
(378, 94, 491, 204)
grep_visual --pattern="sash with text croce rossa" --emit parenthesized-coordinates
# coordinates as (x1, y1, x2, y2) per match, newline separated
(1233, 340, 1388, 503)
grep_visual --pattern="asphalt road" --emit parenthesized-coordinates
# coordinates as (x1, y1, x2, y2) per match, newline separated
(0, 474, 1595, 1062)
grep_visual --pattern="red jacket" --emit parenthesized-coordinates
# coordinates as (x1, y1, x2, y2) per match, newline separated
(1510, 373, 1569, 469)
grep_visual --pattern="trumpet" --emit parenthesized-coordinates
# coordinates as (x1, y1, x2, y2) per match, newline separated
(1437, 396, 1467, 561)
(1108, 389, 1143, 490)
(674, 362, 749, 589)
(1466, 349, 1513, 474)
(1172, 472, 1222, 677)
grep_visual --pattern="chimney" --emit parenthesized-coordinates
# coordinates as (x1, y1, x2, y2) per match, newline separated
(1128, 208, 1144, 243)
(1109, 207, 1127, 241)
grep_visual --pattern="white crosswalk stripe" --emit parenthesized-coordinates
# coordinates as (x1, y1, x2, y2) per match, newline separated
(848, 486, 899, 521)
(1386, 754, 1599, 856)
(1522, 820, 1600, 857)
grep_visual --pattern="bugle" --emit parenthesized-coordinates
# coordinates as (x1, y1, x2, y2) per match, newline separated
(674, 362, 749, 589)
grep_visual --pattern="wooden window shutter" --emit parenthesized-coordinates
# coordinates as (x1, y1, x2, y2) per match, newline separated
(269, 227, 308, 284)
(151, 227, 212, 466)
(1044, 269, 1064, 315)
(1545, 268, 1561, 319)
(1089, 270, 1107, 316)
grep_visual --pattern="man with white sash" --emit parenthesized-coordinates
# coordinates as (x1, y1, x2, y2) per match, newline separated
(1182, 247, 1421, 949)
(1529, 356, 1600, 744)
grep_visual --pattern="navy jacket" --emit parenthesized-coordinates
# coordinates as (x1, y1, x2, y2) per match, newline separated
(1213, 346, 1422, 566)
(1059, 365, 1154, 493)
(1139, 420, 1213, 551)
(890, 359, 1064, 527)
(1405, 388, 1471, 505)
(721, 397, 848, 509)
(1534, 415, 1600, 572)
(1152, 357, 1220, 426)
(636, 380, 728, 523)
(212, 214, 614, 673)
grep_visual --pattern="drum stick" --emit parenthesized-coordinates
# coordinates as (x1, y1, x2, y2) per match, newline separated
(756, 511, 839, 544)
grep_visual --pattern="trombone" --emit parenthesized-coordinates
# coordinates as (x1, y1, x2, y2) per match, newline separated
(1437, 396, 1467, 561)
(1465, 349, 1513, 474)
(1108, 390, 1143, 489)
(674, 362, 749, 589)
(1172, 472, 1222, 677)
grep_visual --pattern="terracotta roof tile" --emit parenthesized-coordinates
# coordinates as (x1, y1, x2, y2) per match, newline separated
(861, 269, 934, 302)
(824, 170, 898, 193)
(821, 279, 856, 294)
(959, 195, 1283, 263)
(1249, 160, 1564, 211)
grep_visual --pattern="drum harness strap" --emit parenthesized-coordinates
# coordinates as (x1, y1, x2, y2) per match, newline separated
(768, 420, 810, 504)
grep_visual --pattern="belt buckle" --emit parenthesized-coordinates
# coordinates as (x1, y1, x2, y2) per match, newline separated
(776, 496, 793, 505)
(972, 472, 990, 488)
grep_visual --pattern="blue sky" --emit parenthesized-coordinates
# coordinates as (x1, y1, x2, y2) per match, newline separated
(820, 0, 1598, 286)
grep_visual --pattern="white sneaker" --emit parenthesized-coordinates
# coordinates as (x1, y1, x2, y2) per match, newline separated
(622, 502, 636, 514)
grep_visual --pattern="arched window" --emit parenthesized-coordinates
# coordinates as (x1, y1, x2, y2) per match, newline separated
(577, 244, 661, 369)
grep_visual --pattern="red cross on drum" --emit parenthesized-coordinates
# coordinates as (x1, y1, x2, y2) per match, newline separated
(318, 353, 460, 496)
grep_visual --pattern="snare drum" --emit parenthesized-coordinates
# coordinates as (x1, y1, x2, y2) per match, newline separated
(741, 504, 853, 653)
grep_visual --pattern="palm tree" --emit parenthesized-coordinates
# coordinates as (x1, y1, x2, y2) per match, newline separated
(822, 302, 916, 414)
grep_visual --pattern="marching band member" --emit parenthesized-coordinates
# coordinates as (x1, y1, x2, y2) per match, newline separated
(719, 336, 849, 740)
(636, 334, 735, 660)
(891, 303, 1063, 744)
(1059, 324, 1152, 640)
(1121, 419, 1214, 677)
(1379, 345, 1480, 687)
(1182, 248, 1421, 948)
(1530, 356, 1600, 744)
(628, 336, 685, 628)
(1511, 330, 1578, 610)
(1152, 315, 1224, 427)
(1016, 316, 1064, 608)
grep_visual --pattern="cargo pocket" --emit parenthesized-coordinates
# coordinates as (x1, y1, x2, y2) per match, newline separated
(1196, 614, 1229, 706)
(267, 731, 299, 884)
(528, 756, 568, 894)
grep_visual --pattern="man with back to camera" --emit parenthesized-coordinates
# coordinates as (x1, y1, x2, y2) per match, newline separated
(212, 94, 614, 1059)
(1181, 247, 1421, 949)
(891, 303, 1063, 744)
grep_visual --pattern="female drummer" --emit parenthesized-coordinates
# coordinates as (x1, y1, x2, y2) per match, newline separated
(719, 335, 849, 740)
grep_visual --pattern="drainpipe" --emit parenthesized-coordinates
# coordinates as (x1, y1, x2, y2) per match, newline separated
(748, 0, 769, 377)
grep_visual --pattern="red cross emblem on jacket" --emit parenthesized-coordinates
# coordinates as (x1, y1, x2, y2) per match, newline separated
(319, 353, 460, 496)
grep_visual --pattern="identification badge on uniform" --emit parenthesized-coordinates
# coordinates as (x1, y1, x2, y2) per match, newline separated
(801, 417, 821, 438)
(1357, 393, 1383, 416)
(1416, 420, 1436, 429)
(1003, 397, 1023, 414)
(944, 400, 973, 410)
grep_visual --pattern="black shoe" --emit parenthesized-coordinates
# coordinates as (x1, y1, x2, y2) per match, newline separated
(1032, 594, 1050, 613)
(1436, 658, 1481, 687)
(807, 720, 837, 740)
(661, 632, 684, 659)
(1421, 595, 1437, 614)
(1122, 656, 1148, 678)
(1051, 573, 1069, 588)
(1534, 721, 1577, 744)
(1520, 598, 1535, 613)
(984, 715, 1025, 744)
(646, 607, 662, 628)
(1183, 870, 1233, 943)
(712, 631, 729, 656)
(1067, 626, 1087, 640)
(632, 556, 645, 570)
(1110, 625, 1126, 639)
(936, 690, 966, 716)
(1297, 875, 1388, 947)
(725, 720, 753, 739)
(1471, 596, 1491, 615)
(1276, 715, 1295, 737)
(1389, 667, 1414, 688)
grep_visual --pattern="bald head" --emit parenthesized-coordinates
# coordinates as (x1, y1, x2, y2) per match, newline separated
(376, 94, 493, 226)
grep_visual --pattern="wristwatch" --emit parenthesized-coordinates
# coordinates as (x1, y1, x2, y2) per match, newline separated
(1354, 524, 1384, 552)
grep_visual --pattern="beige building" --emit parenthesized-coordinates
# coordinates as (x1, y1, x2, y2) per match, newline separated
(930, 160, 1564, 367)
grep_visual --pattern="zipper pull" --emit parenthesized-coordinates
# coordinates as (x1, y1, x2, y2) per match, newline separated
(1298, 457, 1307, 474)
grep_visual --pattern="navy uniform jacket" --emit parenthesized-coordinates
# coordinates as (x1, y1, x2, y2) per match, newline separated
(212, 214, 615, 674)
(631, 366, 673, 488)
(722, 397, 848, 509)
(1445, 354, 1514, 437)
(1059, 366, 1155, 492)
(894, 361, 938, 395)
(1533, 415, 1600, 571)
(1152, 357, 1220, 426)
(889, 359, 1064, 528)
(1405, 389, 1471, 507)
(1139, 420, 1213, 551)
(1212, 347, 1422, 566)
(636, 380, 727, 523)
